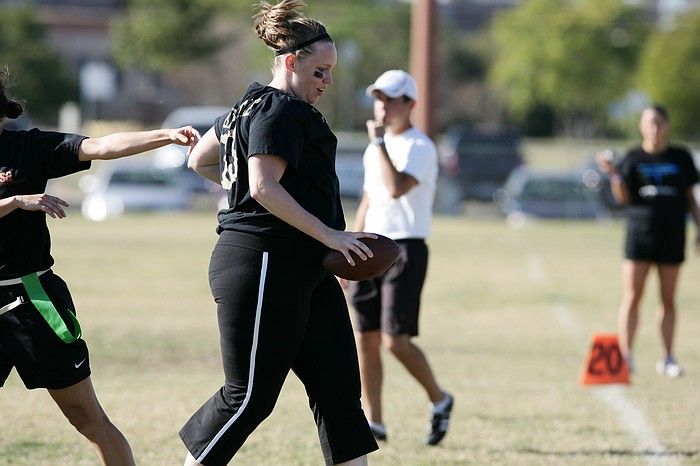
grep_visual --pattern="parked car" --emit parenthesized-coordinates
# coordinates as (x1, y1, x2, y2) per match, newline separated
(495, 167, 608, 219)
(438, 124, 524, 201)
(153, 105, 230, 193)
(334, 134, 367, 198)
(81, 161, 193, 221)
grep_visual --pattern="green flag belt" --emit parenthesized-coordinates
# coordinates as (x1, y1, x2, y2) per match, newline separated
(20, 272, 81, 343)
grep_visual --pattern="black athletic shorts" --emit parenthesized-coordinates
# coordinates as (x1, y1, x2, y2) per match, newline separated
(624, 220, 686, 264)
(0, 271, 90, 390)
(349, 239, 428, 337)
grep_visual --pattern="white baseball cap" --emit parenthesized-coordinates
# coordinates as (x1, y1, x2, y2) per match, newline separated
(366, 70, 418, 101)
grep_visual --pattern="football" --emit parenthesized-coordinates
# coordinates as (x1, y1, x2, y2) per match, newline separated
(323, 234, 400, 281)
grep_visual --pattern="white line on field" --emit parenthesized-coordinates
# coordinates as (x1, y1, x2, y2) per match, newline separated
(525, 252, 547, 285)
(593, 385, 679, 466)
(553, 301, 584, 340)
(524, 251, 678, 465)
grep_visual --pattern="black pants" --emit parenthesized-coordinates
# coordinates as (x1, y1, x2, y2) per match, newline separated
(180, 232, 378, 465)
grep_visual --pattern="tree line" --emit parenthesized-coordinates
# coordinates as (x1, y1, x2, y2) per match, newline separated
(488, 0, 700, 138)
(1, 0, 699, 138)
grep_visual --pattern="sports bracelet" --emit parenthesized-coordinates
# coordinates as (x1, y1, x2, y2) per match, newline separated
(373, 136, 385, 146)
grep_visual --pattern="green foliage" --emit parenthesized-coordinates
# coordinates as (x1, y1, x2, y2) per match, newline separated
(441, 33, 487, 82)
(308, 2, 412, 128)
(112, 0, 408, 77)
(0, 6, 78, 122)
(111, 0, 411, 129)
(312, 3, 411, 88)
(488, 0, 648, 135)
(637, 10, 700, 138)
(112, 0, 229, 72)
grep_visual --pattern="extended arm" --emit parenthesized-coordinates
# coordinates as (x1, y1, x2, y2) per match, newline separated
(248, 154, 375, 265)
(0, 194, 68, 219)
(78, 127, 199, 162)
(187, 127, 221, 183)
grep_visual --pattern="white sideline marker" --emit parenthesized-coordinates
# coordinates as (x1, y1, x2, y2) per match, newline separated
(593, 385, 679, 466)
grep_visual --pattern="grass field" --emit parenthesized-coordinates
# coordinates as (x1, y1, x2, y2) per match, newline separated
(1, 210, 699, 465)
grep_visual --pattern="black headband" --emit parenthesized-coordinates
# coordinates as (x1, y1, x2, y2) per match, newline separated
(275, 33, 331, 56)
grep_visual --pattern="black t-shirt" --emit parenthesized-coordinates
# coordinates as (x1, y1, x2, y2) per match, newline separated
(0, 128, 89, 279)
(618, 145, 699, 245)
(214, 82, 345, 243)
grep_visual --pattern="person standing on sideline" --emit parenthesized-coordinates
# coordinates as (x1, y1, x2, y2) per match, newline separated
(179, 2, 378, 465)
(348, 70, 453, 446)
(596, 104, 700, 378)
(0, 66, 199, 466)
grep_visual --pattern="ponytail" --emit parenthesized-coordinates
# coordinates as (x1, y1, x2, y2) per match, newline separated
(1, 66, 24, 120)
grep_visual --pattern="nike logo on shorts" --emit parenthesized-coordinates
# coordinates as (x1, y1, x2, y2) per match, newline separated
(74, 358, 87, 369)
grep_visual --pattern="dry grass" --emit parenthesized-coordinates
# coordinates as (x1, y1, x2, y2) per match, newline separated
(1, 212, 699, 465)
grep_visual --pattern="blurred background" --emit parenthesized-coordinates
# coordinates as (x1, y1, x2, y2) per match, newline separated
(1, 0, 699, 220)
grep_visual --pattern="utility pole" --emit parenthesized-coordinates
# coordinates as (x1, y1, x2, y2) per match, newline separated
(410, 0, 437, 137)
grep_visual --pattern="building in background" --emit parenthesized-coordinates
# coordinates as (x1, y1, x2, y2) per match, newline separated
(1, 0, 181, 123)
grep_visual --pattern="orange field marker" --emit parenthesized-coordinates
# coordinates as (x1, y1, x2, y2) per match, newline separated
(580, 333, 630, 385)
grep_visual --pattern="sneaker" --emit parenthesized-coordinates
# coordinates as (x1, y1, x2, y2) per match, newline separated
(368, 420, 387, 441)
(426, 392, 454, 446)
(656, 357, 683, 378)
(624, 355, 634, 374)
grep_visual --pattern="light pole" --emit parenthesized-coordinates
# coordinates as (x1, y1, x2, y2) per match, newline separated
(410, 0, 437, 137)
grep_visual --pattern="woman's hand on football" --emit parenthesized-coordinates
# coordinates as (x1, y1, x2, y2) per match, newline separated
(324, 230, 376, 266)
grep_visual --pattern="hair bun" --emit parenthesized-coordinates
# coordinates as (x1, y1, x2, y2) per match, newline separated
(4, 100, 23, 119)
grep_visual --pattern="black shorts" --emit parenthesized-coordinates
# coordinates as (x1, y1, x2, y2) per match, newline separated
(0, 271, 90, 390)
(624, 221, 686, 264)
(349, 239, 428, 337)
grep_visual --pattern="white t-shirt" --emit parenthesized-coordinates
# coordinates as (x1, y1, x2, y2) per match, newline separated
(362, 127, 438, 239)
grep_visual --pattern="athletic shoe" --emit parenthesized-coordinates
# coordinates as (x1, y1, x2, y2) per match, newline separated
(426, 392, 454, 446)
(368, 421, 387, 441)
(656, 357, 683, 378)
(624, 355, 634, 374)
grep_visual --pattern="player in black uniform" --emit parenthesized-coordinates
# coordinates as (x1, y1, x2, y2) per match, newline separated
(0, 67, 199, 465)
(179, 2, 379, 465)
(596, 105, 700, 378)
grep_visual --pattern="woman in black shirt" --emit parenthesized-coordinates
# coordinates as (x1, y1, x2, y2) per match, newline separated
(597, 105, 700, 378)
(179, 1, 378, 465)
(0, 67, 199, 465)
